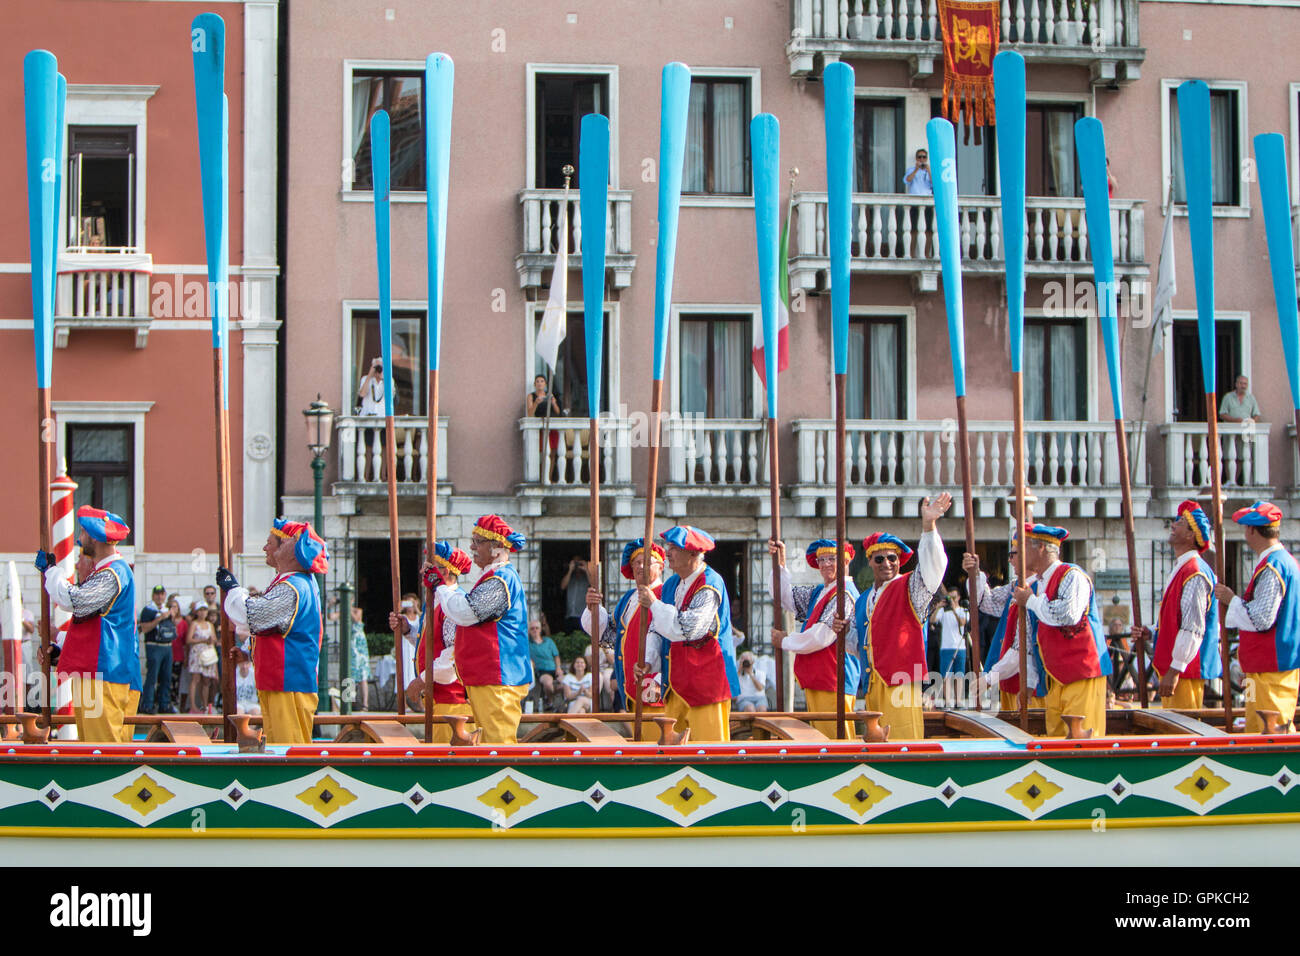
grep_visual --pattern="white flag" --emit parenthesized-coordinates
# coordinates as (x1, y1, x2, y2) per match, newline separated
(535, 199, 569, 374)
(1151, 191, 1176, 354)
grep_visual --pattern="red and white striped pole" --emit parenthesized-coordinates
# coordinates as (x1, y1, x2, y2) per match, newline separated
(49, 470, 77, 739)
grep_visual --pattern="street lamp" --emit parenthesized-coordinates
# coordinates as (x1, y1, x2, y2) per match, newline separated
(303, 394, 334, 706)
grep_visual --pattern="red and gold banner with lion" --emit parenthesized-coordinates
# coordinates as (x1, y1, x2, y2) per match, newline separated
(938, 0, 999, 144)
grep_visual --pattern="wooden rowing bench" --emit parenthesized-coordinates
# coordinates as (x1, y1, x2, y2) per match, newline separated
(1130, 708, 1227, 737)
(332, 719, 418, 745)
(558, 718, 629, 743)
(146, 720, 213, 745)
(941, 709, 1036, 745)
(750, 716, 829, 742)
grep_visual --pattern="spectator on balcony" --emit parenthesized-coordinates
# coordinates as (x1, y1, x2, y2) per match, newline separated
(1219, 375, 1261, 424)
(903, 148, 932, 196)
(357, 358, 385, 416)
(526, 374, 561, 418)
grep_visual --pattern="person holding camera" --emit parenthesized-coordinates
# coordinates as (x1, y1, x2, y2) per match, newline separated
(560, 555, 590, 633)
(357, 357, 384, 415)
(931, 588, 969, 708)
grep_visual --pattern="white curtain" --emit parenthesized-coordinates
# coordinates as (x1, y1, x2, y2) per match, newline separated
(1210, 92, 1233, 204)
(870, 321, 900, 418)
(681, 321, 708, 414)
(1024, 323, 1080, 421)
(684, 85, 707, 192)
(847, 323, 867, 418)
(351, 76, 381, 183)
(1025, 325, 1046, 420)
(1045, 110, 1077, 197)
(712, 319, 748, 418)
(712, 83, 745, 194)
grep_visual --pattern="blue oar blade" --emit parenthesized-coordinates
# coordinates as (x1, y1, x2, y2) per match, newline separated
(1076, 116, 1122, 419)
(651, 62, 692, 383)
(824, 62, 854, 377)
(994, 52, 1026, 373)
(371, 110, 394, 417)
(51, 72, 65, 324)
(580, 113, 610, 418)
(24, 50, 58, 390)
(425, 53, 453, 373)
(1177, 80, 1216, 395)
(1255, 133, 1300, 411)
(927, 117, 966, 397)
(191, 13, 227, 353)
(752, 113, 781, 417)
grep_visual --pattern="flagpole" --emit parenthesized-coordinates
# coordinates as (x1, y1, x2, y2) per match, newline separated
(423, 53, 453, 743)
(636, 64, 691, 743)
(579, 116, 611, 724)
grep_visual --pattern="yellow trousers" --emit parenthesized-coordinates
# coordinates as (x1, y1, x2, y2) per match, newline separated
(1000, 691, 1046, 712)
(430, 701, 475, 744)
(69, 675, 132, 743)
(865, 677, 924, 740)
(804, 689, 856, 740)
(258, 690, 317, 744)
(664, 692, 730, 743)
(1158, 672, 1204, 710)
(1244, 669, 1300, 733)
(1045, 675, 1107, 738)
(466, 684, 529, 744)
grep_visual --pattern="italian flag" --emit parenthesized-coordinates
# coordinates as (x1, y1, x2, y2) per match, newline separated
(753, 203, 791, 388)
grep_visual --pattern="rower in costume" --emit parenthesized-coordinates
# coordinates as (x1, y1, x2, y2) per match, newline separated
(964, 535, 1046, 712)
(767, 538, 859, 739)
(581, 538, 667, 741)
(219, 518, 329, 744)
(1214, 501, 1300, 733)
(1012, 523, 1111, 737)
(38, 506, 141, 743)
(1132, 501, 1221, 710)
(854, 493, 953, 740)
(437, 515, 531, 745)
(391, 541, 476, 744)
(639, 526, 740, 744)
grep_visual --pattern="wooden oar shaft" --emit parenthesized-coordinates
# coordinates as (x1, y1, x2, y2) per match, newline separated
(1012, 373, 1030, 733)
(212, 351, 236, 742)
(1114, 416, 1145, 707)
(635, 380, 664, 741)
(385, 415, 404, 715)
(588, 415, 602, 717)
(425, 370, 438, 743)
(955, 396, 980, 711)
(1206, 395, 1230, 732)
(37, 386, 52, 728)
(834, 374, 847, 740)
(767, 416, 784, 711)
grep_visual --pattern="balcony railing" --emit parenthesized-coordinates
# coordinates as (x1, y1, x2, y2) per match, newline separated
(1160, 421, 1271, 495)
(515, 189, 636, 289)
(518, 417, 635, 515)
(789, 192, 1144, 291)
(787, 0, 1142, 84)
(333, 415, 449, 494)
(660, 418, 770, 515)
(55, 250, 154, 347)
(791, 419, 1148, 518)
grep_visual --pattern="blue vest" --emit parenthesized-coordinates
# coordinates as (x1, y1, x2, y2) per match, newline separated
(282, 574, 323, 694)
(660, 564, 741, 698)
(100, 555, 139, 687)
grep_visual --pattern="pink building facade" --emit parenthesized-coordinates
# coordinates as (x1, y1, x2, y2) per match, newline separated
(277, 0, 1300, 646)
(0, 0, 282, 609)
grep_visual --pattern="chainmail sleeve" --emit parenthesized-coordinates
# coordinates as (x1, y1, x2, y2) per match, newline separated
(67, 568, 121, 618)
(441, 612, 458, 650)
(464, 576, 510, 622)
(244, 580, 299, 634)
(650, 586, 723, 643)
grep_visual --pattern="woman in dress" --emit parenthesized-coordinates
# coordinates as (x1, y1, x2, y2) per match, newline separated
(349, 605, 371, 711)
(560, 655, 593, 714)
(187, 606, 220, 713)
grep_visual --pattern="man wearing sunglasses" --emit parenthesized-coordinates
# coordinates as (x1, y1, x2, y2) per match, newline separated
(964, 535, 1046, 713)
(854, 493, 953, 739)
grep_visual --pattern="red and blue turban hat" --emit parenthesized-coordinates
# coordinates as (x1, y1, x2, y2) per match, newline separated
(660, 525, 715, 553)
(1176, 500, 1212, 552)
(1232, 500, 1283, 528)
(272, 518, 330, 574)
(806, 538, 855, 568)
(76, 505, 130, 543)
(473, 514, 526, 552)
(621, 538, 666, 579)
(860, 532, 913, 564)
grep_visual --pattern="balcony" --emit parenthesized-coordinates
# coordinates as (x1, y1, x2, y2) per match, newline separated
(515, 189, 636, 291)
(55, 250, 154, 348)
(788, 192, 1145, 292)
(1159, 421, 1272, 501)
(662, 418, 771, 516)
(518, 417, 636, 515)
(791, 419, 1148, 518)
(332, 415, 450, 499)
(787, 0, 1143, 85)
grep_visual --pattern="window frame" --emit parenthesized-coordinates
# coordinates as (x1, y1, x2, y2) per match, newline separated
(1160, 78, 1250, 218)
(62, 85, 156, 254)
(67, 423, 135, 544)
(845, 313, 909, 419)
(680, 67, 761, 208)
(340, 299, 429, 416)
(669, 304, 760, 419)
(525, 64, 620, 190)
(523, 300, 621, 414)
(1025, 101, 1085, 199)
(341, 59, 428, 204)
(52, 400, 153, 554)
(1289, 83, 1300, 206)
(830, 306, 917, 419)
(854, 96, 907, 195)
(1023, 315, 1090, 422)
(1161, 310, 1252, 424)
